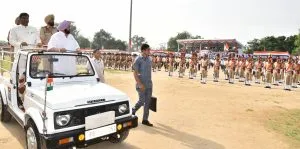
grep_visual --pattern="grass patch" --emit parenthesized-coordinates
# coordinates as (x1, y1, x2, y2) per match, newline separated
(0, 56, 13, 72)
(267, 109, 300, 148)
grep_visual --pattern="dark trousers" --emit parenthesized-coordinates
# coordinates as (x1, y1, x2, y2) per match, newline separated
(133, 88, 153, 121)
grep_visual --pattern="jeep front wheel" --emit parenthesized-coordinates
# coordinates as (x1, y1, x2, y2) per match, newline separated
(0, 93, 12, 122)
(109, 130, 129, 143)
(26, 120, 41, 149)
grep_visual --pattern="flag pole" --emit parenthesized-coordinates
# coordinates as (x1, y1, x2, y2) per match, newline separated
(42, 74, 49, 135)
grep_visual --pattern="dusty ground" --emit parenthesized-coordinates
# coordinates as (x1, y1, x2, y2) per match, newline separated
(0, 69, 300, 149)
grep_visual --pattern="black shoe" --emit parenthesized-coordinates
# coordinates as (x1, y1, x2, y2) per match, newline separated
(142, 120, 153, 127)
(132, 109, 136, 115)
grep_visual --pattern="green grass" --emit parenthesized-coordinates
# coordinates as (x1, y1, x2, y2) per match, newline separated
(0, 56, 13, 73)
(267, 109, 300, 148)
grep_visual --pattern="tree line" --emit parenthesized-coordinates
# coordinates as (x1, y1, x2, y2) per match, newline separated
(166, 31, 300, 55)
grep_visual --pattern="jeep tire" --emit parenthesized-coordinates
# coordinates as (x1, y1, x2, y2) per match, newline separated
(25, 120, 41, 149)
(0, 93, 12, 122)
(109, 130, 129, 143)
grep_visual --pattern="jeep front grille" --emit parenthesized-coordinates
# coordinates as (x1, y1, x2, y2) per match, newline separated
(54, 101, 130, 129)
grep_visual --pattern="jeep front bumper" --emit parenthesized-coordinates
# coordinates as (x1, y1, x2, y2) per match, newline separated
(40, 116, 138, 149)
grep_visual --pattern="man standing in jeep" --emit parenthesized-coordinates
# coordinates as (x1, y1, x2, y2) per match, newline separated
(132, 44, 153, 127)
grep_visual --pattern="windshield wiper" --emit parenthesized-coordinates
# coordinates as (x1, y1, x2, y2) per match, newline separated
(69, 72, 92, 79)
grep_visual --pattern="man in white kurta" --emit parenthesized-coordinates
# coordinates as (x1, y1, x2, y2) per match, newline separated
(9, 13, 41, 53)
(87, 49, 105, 83)
(47, 20, 80, 76)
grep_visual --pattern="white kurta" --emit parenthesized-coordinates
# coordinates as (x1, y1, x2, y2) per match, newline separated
(9, 25, 41, 52)
(47, 31, 80, 75)
(87, 58, 105, 83)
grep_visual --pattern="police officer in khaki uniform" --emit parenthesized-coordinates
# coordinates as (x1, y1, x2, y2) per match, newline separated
(168, 54, 175, 76)
(228, 54, 236, 84)
(178, 53, 186, 78)
(284, 57, 294, 91)
(273, 57, 281, 85)
(292, 57, 299, 88)
(224, 57, 230, 80)
(239, 56, 246, 82)
(201, 54, 209, 84)
(255, 57, 264, 84)
(189, 53, 197, 79)
(265, 56, 273, 88)
(40, 14, 57, 45)
(235, 56, 241, 79)
(213, 54, 221, 82)
(245, 56, 254, 86)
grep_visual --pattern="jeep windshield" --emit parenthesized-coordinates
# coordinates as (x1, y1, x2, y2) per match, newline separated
(29, 54, 95, 78)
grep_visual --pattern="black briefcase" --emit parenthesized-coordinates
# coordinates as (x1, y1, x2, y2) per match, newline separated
(150, 97, 157, 112)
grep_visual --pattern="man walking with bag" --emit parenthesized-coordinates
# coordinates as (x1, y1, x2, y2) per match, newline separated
(132, 44, 153, 127)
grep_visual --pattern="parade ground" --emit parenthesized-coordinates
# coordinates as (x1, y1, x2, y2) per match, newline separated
(0, 69, 299, 149)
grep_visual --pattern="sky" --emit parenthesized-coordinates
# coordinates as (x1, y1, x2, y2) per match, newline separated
(1, 0, 300, 48)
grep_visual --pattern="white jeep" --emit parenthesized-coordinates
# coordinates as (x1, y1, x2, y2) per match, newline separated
(0, 49, 138, 149)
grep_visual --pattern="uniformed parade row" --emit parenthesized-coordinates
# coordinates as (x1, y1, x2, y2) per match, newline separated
(100, 51, 300, 91)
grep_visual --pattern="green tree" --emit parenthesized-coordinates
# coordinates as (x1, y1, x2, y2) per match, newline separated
(77, 36, 91, 49)
(285, 35, 297, 54)
(132, 35, 147, 51)
(92, 29, 113, 49)
(167, 31, 193, 51)
(247, 39, 260, 51)
(293, 34, 300, 55)
(92, 29, 127, 51)
(70, 24, 80, 40)
(0, 40, 7, 46)
(247, 35, 297, 53)
(192, 35, 203, 39)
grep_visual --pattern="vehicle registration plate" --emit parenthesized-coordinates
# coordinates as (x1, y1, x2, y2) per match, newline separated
(85, 124, 116, 141)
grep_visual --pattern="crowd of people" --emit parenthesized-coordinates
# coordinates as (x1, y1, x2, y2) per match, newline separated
(100, 52, 300, 91)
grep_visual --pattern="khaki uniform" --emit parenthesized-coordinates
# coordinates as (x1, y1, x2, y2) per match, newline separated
(292, 62, 299, 87)
(229, 60, 236, 83)
(285, 62, 293, 89)
(179, 58, 186, 78)
(126, 56, 132, 71)
(189, 60, 197, 79)
(245, 60, 253, 85)
(239, 60, 246, 81)
(152, 56, 157, 72)
(40, 26, 57, 45)
(168, 58, 174, 76)
(214, 59, 221, 81)
(225, 60, 230, 80)
(235, 60, 240, 78)
(274, 61, 281, 84)
(255, 61, 263, 83)
(265, 61, 273, 87)
(200, 58, 209, 83)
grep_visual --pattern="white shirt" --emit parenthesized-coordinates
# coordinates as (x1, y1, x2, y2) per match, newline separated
(9, 25, 41, 52)
(47, 31, 80, 75)
(88, 58, 105, 83)
(47, 31, 79, 51)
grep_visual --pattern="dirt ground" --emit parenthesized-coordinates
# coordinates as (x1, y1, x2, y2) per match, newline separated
(0, 69, 299, 149)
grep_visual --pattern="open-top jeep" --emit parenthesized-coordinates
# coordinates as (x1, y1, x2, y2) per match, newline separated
(0, 48, 138, 149)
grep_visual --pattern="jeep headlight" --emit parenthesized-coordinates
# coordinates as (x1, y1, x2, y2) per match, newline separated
(118, 104, 128, 114)
(55, 114, 71, 127)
